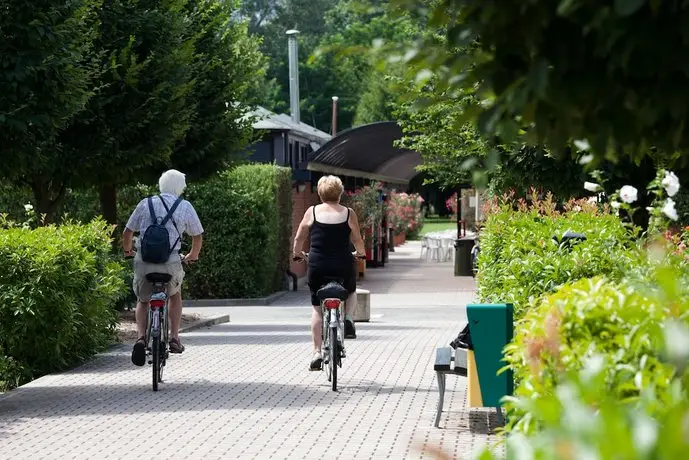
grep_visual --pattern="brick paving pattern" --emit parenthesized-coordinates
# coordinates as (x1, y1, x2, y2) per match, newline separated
(0, 242, 503, 459)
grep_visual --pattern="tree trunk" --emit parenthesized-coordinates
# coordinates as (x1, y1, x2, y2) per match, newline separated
(30, 178, 66, 225)
(99, 184, 118, 225)
(99, 184, 120, 250)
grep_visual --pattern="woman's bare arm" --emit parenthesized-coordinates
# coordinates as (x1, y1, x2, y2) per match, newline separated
(292, 206, 313, 257)
(348, 209, 366, 255)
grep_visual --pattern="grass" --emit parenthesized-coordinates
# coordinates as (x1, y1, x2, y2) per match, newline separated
(420, 216, 456, 235)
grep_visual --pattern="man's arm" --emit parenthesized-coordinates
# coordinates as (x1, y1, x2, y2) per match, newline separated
(185, 234, 203, 262)
(122, 228, 135, 257)
(184, 202, 204, 263)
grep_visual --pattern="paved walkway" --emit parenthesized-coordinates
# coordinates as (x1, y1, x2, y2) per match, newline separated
(0, 242, 502, 459)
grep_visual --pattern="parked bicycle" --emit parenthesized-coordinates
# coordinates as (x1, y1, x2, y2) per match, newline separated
(293, 251, 365, 391)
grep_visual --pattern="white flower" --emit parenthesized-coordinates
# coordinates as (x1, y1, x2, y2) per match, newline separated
(24, 204, 33, 212)
(610, 201, 621, 209)
(584, 181, 602, 192)
(619, 185, 638, 204)
(661, 171, 680, 197)
(662, 198, 678, 221)
(579, 154, 594, 165)
(587, 196, 598, 204)
(573, 205, 582, 212)
(574, 139, 590, 151)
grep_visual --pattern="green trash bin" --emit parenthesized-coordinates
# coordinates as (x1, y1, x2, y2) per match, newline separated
(454, 237, 475, 276)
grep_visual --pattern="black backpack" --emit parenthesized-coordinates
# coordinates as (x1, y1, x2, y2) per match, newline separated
(140, 195, 183, 264)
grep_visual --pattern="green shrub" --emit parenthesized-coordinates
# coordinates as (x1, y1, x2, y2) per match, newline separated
(0, 219, 126, 390)
(184, 164, 292, 298)
(477, 196, 642, 319)
(274, 168, 293, 290)
(503, 277, 679, 433)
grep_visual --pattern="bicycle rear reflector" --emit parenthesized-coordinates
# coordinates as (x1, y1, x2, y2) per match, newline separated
(323, 299, 341, 309)
(150, 299, 165, 309)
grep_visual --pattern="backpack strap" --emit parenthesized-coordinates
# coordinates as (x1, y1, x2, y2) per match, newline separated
(159, 195, 183, 252)
(147, 196, 161, 225)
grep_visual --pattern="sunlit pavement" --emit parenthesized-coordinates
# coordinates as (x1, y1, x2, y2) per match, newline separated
(0, 241, 502, 459)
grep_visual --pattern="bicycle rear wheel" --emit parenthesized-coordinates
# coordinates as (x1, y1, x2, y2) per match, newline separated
(152, 331, 160, 391)
(330, 326, 338, 391)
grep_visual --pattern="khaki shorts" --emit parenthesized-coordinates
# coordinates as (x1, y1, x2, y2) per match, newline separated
(132, 252, 184, 302)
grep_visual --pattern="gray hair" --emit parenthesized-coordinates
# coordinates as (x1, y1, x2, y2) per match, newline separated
(159, 169, 186, 196)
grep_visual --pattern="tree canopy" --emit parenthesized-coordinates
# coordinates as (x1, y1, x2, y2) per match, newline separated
(393, 0, 689, 167)
(1, 0, 263, 223)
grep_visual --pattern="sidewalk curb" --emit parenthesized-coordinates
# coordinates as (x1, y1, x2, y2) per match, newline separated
(183, 291, 287, 307)
(180, 314, 230, 333)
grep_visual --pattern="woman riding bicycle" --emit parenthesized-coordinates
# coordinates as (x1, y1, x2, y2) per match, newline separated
(292, 175, 366, 371)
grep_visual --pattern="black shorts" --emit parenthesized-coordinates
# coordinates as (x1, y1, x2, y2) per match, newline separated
(308, 261, 356, 306)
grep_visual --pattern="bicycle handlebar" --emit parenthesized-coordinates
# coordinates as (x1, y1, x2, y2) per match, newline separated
(124, 248, 193, 265)
(292, 252, 366, 262)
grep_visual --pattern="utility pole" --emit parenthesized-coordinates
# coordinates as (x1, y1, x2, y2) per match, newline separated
(286, 29, 300, 124)
(331, 96, 339, 136)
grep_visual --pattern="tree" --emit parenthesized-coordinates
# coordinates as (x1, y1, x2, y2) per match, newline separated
(57, 0, 197, 225)
(170, 1, 265, 180)
(392, 76, 487, 189)
(0, 0, 101, 219)
(393, 0, 689, 166)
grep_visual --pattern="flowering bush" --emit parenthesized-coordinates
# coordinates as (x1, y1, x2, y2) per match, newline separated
(445, 192, 458, 219)
(387, 192, 424, 238)
(341, 182, 384, 236)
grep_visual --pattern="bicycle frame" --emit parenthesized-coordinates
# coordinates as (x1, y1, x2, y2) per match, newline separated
(321, 298, 345, 360)
(146, 282, 169, 391)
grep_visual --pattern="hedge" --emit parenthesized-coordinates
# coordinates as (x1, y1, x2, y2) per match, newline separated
(476, 195, 642, 320)
(183, 164, 292, 298)
(0, 219, 126, 391)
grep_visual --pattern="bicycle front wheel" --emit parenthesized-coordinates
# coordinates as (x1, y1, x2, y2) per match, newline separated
(330, 326, 338, 391)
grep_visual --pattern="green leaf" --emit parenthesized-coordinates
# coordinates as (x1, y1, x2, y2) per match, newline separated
(614, 0, 646, 16)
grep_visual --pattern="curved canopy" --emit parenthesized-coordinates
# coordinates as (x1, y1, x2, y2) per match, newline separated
(307, 122, 421, 185)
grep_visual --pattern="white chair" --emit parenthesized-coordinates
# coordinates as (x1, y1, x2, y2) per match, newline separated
(439, 237, 454, 262)
(420, 236, 429, 259)
(425, 237, 442, 263)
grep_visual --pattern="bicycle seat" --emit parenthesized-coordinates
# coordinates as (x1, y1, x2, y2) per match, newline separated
(146, 273, 172, 284)
(317, 281, 349, 302)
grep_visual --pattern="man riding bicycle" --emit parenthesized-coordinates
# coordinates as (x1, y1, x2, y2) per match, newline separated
(292, 175, 367, 371)
(122, 169, 204, 366)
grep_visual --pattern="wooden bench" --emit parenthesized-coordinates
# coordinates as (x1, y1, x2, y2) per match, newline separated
(433, 346, 467, 428)
(434, 346, 504, 428)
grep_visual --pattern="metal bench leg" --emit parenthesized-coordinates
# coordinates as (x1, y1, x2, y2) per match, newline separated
(496, 407, 504, 426)
(434, 371, 446, 428)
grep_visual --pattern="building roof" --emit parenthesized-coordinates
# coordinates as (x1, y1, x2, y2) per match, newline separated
(307, 122, 421, 185)
(248, 106, 332, 144)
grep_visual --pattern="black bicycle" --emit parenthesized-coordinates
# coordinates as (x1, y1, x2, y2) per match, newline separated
(146, 272, 171, 391)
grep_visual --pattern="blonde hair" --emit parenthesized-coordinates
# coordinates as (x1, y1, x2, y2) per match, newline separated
(159, 169, 187, 196)
(317, 175, 344, 202)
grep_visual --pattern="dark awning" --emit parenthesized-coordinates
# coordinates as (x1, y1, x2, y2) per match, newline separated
(306, 122, 421, 185)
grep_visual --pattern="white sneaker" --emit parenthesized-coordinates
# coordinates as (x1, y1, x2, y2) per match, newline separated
(309, 351, 322, 371)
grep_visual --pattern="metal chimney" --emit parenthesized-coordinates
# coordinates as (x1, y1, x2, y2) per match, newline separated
(286, 29, 300, 124)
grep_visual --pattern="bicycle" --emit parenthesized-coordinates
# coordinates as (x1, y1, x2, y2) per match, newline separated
(294, 251, 365, 392)
(126, 250, 188, 391)
(145, 272, 171, 392)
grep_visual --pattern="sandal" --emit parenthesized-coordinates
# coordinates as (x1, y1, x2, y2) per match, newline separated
(131, 336, 147, 366)
(169, 337, 185, 354)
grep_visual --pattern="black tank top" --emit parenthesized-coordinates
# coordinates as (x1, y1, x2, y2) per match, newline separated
(308, 206, 351, 266)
